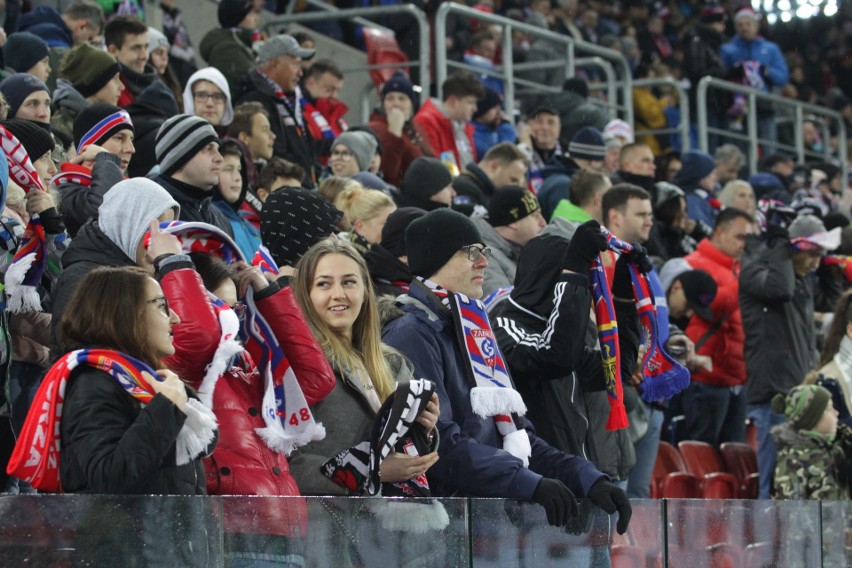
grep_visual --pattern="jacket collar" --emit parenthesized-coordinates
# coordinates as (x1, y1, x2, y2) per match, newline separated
(696, 238, 737, 270)
(462, 163, 497, 197)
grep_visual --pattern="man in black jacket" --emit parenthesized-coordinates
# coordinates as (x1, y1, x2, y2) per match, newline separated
(492, 227, 642, 489)
(452, 142, 529, 210)
(740, 214, 840, 498)
(153, 113, 232, 235)
(235, 34, 317, 188)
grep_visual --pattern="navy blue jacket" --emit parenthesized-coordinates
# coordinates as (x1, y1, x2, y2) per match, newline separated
(381, 280, 606, 501)
(19, 7, 73, 48)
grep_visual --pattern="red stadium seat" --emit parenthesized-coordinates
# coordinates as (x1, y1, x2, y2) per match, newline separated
(679, 441, 741, 499)
(362, 27, 410, 91)
(652, 441, 688, 497)
(661, 472, 702, 498)
(720, 442, 760, 499)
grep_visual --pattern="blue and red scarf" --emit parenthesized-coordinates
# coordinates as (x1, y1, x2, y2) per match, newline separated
(1, 126, 49, 313)
(592, 229, 690, 429)
(6, 349, 216, 492)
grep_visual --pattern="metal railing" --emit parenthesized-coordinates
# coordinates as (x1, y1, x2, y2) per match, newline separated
(696, 77, 847, 179)
(283, 0, 394, 37)
(433, 2, 632, 126)
(263, 4, 431, 95)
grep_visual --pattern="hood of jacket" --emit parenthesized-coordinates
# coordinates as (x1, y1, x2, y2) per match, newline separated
(510, 232, 571, 317)
(183, 67, 234, 125)
(61, 220, 136, 269)
(53, 79, 88, 113)
(199, 27, 254, 63)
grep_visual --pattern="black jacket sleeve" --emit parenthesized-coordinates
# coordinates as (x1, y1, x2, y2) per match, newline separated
(739, 235, 796, 304)
(494, 273, 592, 385)
(61, 368, 187, 493)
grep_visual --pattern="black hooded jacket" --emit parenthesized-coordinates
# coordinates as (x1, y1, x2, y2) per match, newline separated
(491, 234, 640, 477)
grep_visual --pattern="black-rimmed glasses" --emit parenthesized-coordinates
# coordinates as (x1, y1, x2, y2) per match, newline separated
(460, 245, 492, 262)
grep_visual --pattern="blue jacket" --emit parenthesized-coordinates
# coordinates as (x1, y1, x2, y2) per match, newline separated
(19, 7, 73, 48)
(381, 280, 605, 500)
(212, 200, 261, 259)
(720, 36, 789, 88)
(684, 189, 718, 229)
(472, 120, 516, 160)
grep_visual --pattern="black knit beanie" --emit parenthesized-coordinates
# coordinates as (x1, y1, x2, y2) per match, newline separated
(0, 73, 49, 119)
(406, 208, 482, 279)
(401, 157, 453, 202)
(73, 103, 135, 150)
(1, 118, 54, 162)
(381, 206, 426, 258)
(218, 0, 253, 28)
(261, 187, 343, 268)
(3, 32, 49, 75)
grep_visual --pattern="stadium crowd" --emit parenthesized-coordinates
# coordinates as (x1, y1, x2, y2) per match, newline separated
(1, 0, 852, 564)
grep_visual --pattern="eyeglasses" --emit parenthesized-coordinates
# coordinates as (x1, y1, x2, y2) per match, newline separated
(330, 149, 355, 159)
(193, 91, 227, 104)
(147, 296, 170, 317)
(460, 245, 492, 262)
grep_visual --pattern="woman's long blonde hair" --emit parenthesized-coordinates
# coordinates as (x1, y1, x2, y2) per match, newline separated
(338, 187, 395, 225)
(294, 237, 395, 401)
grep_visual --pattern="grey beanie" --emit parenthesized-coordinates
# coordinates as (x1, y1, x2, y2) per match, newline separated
(331, 131, 377, 172)
(98, 178, 180, 262)
(155, 114, 219, 176)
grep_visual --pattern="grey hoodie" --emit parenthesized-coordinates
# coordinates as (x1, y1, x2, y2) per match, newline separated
(98, 178, 180, 261)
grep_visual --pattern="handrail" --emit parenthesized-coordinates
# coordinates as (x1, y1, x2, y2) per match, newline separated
(631, 77, 690, 152)
(576, 56, 618, 120)
(696, 77, 847, 180)
(282, 0, 395, 37)
(433, 2, 632, 126)
(263, 5, 430, 97)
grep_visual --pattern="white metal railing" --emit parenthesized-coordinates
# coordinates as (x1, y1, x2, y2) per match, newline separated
(433, 2, 633, 126)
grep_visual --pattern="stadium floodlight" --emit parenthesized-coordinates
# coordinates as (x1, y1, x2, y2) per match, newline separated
(756, 0, 840, 21)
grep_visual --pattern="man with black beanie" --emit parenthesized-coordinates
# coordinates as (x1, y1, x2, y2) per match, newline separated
(55, 104, 135, 237)
(472, 185, 545, 296)
(152, 113, 232, 235)
(397, 157, 457, 211)
(382, 209, 632, 533)
(200, 0, 259, 95)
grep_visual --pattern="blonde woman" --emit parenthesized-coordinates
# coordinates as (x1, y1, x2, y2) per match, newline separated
(289, 238, 439, 495)
(317, 176, 362, 230)
(718, 180, 757, 217)
(337, 187, 397, 247)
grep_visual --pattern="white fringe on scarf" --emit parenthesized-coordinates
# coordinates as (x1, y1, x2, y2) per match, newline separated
(5, 251, 41, 313)
(196, 303, 242, 409)
(175, 398, 218, 465)
(470, 386, 527, 419)
(368, 499, 451, 533)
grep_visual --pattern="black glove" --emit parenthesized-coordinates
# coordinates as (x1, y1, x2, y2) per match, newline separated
(765, 224, 789, 247)
(564, 220, 607, 275)
(532, 478, 579, 527)
(564, 497, 595, 535)
(587, 478, 632, 535)
(612, 244, 652, 298)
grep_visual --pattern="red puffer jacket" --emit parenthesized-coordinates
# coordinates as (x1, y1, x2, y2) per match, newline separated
(683, 238, 746, 387)
(161, 262, 335, 536)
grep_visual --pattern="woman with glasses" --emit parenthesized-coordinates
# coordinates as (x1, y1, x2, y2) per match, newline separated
(56, 265, 215, 495)
(290, 237, 440, 496)
(182, 67, 234, 134)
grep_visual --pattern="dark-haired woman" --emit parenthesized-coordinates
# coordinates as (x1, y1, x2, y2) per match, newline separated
(58, 266, 216, 495)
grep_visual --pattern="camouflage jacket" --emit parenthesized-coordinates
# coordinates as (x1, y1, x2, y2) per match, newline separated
(772, 422, 850, 500)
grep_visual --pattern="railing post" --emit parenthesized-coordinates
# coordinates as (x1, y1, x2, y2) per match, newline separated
(502, 25, 515, 118)
(434, 3, 449, 102)
(697, 78, 709, 153)
(793, 105, 805, 165)
(679, 80, 690, 152)
(748, 92, 759, 175)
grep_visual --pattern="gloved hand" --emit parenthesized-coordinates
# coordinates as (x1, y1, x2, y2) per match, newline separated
(765, 224, 789, 247)
(612, 244, 652, 298)
(564, 220, 607, 275)
(564, 497, 595, 535)
(587, 478, 632, 534)
(532, 478, 579, 527)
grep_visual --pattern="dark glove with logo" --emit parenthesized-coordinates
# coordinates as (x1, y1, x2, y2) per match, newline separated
(532, 478, 580, 527)
(587, 478, 632, 534)
(564, 220, 607, 275)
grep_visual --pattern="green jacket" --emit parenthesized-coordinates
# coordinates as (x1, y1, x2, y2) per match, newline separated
(199, 28, 255, 95)
(772, 422, 849, 500)
(551, 199, 592, 224)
